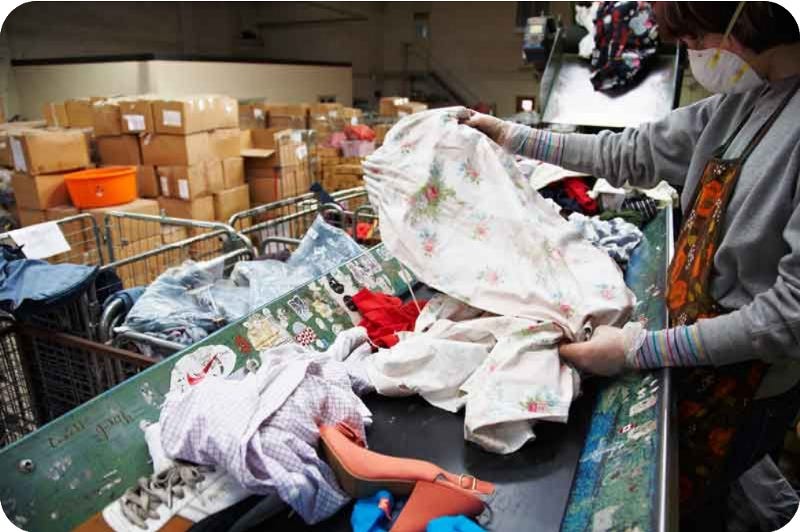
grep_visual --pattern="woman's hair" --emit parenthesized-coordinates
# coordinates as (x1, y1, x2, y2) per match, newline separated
(654, 1, 800, 52)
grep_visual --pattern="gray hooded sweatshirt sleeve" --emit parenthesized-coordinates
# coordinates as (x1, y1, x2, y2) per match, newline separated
(530, 77, 800, 393)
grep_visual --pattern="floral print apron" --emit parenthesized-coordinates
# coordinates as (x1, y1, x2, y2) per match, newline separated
(666, 79, 800, 518)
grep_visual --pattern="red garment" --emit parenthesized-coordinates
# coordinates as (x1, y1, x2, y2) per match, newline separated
(351, 288, 426, 348)
(562, 177, 598, 214)
(344, 124, 376, 141)
(355, 222, 376, 241)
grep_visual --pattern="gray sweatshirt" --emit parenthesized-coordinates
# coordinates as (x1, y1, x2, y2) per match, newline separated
(559, 75, 800, 397)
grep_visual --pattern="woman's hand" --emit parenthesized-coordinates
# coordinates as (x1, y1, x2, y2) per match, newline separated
(457, 108, 513, 146)
(559, 325, 627, 376)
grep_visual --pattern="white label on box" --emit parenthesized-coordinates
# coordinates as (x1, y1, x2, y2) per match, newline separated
(178, 179, 189, 200)
(160, 175, 170, 196)
(329, 110, 338, 118)
(122, 114, 146, 131)
(350, 116, 358, 125)
(10, 137, 26, 172)
(162, 110, 182, 127)
(9, 222, 70, 259)
(291, 131, 302, 143)
(397, 111, 409, 117)
(295, 145, 308, 160)
(254, 108, 265, 119)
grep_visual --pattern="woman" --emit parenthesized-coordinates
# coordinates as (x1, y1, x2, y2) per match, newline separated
(465, 1, 800, 529)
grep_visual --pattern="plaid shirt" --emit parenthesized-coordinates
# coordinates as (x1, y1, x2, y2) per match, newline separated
(160, 344, 370, 524)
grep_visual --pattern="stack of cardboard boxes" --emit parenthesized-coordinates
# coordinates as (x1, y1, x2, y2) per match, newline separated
(378, 97, 428, 118)
(9, 128, 92, 247)
(242, 128, 311, 206)
(131, 95, 246, 224)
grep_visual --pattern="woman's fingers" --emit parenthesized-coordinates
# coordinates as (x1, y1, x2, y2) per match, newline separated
(558, 341, 587, 361)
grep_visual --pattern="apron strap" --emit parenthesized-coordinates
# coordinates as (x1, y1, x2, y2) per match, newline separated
(716, 105, 757, 157)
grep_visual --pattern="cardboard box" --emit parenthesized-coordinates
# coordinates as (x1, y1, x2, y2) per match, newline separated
(248, 167, 307, 205)
(213, 184, 249, 223)
(379, 96, 409, 117)
(92, 101, 123, 137)
(264, 103, 309, 129)
(115, 234, 163, 261)
(205, 160, 224, 193)
(0, 132, 12, 168)
(341, 107, 364, 120)
(210, 95, 239, 130)
(12, 171, 70, 210)
(310, 102, 343, 116)
(45, 204, 79, 221)
(240, 129, 252, 151)
(85, 198, 160, 241)
(397, 101, 428, 116)
(119, 100, 154, 134)
(9, 129, 90, 175)
(238, 103, 266, 129)
(161, 225, 189, 245)
(137, 165, 159, 198)
(209, 128, 241, 159)
(65, 98, 99, 128)
(244, 128, 305, 168)
(157, 196, 215, 221)
(140, 132, 210, 166)
(18, 208, 46, 227)
(249, 176, 280, 205)
(114, 234, 165, 287)
(97, 135, 142, 165)
(43, 102, 69, 128)
(152, 95, 238, 135)
(222, 157, 244, 188)
(374, 123, 392, 146)
(0, 122, 46, 167)
(157, 163, 208, 200)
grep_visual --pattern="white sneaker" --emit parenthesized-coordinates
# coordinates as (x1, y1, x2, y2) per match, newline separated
(75, 462, 250, 531)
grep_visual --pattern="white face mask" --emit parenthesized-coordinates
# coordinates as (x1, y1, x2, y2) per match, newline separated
(688, 48, 764, 94)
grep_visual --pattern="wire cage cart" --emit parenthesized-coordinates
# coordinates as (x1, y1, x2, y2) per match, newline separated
(0, 213, 255, 443)
(0, 189, 383, 446)
(97, 213, 256, 357)
(0, 314, 39, 447)
(111, 187, 383, 365)
(0, 214, 106, 338)
(229, 186, 380, 256)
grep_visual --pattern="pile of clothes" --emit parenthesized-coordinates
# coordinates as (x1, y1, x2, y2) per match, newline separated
(516, 157, 669, 264)
(119, 216, 365, 349)
(588, 1, 660, 92)
(141, 108, 672, 528)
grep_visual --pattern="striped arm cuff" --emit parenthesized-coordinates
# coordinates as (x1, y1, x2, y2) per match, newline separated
(504, 124, 566, 166)
(631, 325, 711, 369)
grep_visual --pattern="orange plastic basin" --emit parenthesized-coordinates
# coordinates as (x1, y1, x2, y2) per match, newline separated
(64, 166, 137, 208)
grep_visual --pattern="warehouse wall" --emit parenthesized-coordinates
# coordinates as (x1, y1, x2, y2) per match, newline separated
(381, 2, 538, 116)
(1, 2, 545, 117)
(248, 3, 384, 107)
(11, 60, 352, 119)
(146, 60, 352, 104)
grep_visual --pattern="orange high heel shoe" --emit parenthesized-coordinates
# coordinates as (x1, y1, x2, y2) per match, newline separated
(319, 423, 494, 532)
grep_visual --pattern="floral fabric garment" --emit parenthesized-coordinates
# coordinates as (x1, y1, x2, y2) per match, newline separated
(366, 294, 579, 454)
(363, 108, 633, 337)
(363, 113, 633, 452)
